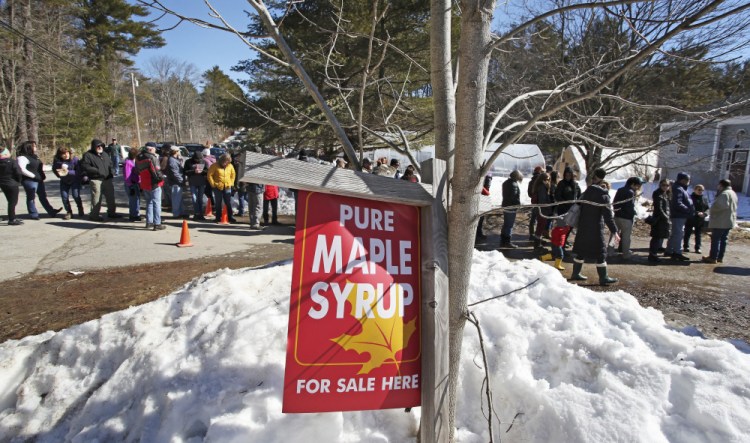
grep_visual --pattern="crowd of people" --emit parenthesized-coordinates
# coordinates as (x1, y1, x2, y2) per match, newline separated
(0, 141, 741, 278)
(478, 165, 740, 285)
(0, 139, 283, 231)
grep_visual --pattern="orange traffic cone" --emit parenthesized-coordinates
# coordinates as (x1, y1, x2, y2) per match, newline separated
(176, 219, 194, 247)
(204, 198, 213, 217)
(218, 205, 230, 225)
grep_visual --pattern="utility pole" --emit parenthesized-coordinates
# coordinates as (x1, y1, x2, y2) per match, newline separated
(131, 72, 142, 148)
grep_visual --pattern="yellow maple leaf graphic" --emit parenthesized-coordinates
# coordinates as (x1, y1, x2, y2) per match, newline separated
(331, 282, 417, 375)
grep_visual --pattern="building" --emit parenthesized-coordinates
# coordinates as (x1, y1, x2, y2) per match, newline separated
(659, 116, 750, 195)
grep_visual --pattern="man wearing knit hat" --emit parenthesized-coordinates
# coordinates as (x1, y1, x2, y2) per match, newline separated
(80, 138, 120, 221)
(570, 168, 619, 285)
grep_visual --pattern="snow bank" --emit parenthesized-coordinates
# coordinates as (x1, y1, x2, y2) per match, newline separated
(1, 254, 749, 442)
(458, 252, 750, 442)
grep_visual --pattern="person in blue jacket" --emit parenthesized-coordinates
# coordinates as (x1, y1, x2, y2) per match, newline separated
(665, 172, 694, 261)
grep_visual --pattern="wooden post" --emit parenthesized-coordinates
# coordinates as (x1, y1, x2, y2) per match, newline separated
(420, 158, 450, 442)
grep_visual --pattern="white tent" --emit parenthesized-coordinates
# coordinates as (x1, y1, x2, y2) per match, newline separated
(483, 143, 545, 177)
(365, 143, 545, 177)
(554, 146, 658, 182)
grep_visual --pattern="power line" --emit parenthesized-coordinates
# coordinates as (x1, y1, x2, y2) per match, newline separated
(0, 19, 81, 71)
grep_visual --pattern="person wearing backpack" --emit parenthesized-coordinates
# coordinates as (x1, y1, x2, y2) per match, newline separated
(570, 168, 620, 285)
(136, 142, 166, 230)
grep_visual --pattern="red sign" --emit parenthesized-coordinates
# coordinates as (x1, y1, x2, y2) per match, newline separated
(283, 191, 422, 413)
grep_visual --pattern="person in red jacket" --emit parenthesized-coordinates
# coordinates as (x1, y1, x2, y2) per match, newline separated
(263, 184, 280, 225)
(541, 222, 573, 271)
(135, 142, 166, 230)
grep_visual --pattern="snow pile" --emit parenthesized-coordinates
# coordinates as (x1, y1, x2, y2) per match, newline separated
(2, 253, 750, 442)
(459, 252, 750, 442)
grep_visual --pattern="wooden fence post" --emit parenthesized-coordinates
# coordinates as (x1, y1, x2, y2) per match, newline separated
(420, 158, 450, 442)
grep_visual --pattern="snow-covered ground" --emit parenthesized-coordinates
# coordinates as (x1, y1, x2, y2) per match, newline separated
(2, 252, 749, 442)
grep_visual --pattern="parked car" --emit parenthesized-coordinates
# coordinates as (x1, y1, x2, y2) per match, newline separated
(210, 146, 226, 157)
(183, 143, 206, 156)
(119, 145, 131, 160)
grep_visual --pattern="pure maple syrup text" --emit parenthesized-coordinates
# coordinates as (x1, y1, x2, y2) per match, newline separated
(339, 204, 395, 231)
(308, 282, 414, 319)
(311, 235, 413, 275)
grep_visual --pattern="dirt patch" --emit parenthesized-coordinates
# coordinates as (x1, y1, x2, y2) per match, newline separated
(0, 243, 293, 343)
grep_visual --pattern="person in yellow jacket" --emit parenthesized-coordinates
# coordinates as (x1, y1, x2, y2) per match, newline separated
(207, 153, 236, 223)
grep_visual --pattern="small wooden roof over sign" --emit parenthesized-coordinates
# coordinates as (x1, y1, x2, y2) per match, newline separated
(239, 152, 434, 207)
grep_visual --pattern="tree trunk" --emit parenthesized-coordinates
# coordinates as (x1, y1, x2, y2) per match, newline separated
(430, 0, 455, 168)
(445, 1, 495, 441)
(22, 0, 38, 144)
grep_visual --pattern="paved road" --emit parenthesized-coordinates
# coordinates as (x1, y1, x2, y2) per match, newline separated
(0, 174, 296, 282)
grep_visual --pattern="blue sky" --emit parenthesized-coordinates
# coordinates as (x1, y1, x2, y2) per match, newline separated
(132, 1, 514, 88)
(133, 0, 256, 84)
(133, 2, 749, 89)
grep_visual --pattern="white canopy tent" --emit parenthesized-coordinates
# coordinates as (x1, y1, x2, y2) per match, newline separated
(554, 146, 658, 182)
(364, 143, 545, 178)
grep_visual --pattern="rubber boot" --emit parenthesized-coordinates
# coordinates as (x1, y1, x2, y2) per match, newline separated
(554, 258, 565, 270)
(570, 261, 587, 281)
(597, 265, 618, 285)
(540, 253, 553, 261)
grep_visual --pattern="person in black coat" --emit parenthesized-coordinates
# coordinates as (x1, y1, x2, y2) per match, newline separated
(0, 147, 23, 225)
(81, 138, 119, 221)
(555, 167, 582, 216)
(613, 177, 643, 260)
(184, 151, 209, 220)
(527, 166, 543, 240)
(683, 184, 709, 253)
(648, 179, 672, 262)
(501, 170, 523, 248)
(571, 168, 619, 285)
(531, 172, 552, 250)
